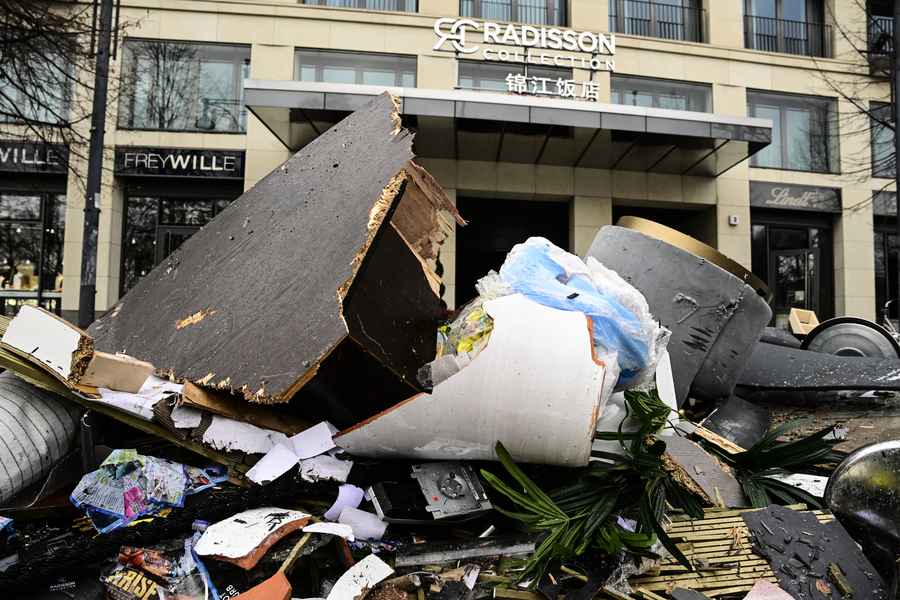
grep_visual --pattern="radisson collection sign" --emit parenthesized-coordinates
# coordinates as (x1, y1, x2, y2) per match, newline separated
(433, 18, 616, 101)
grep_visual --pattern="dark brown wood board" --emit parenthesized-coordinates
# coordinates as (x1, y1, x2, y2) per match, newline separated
(88, 93, 446, 406)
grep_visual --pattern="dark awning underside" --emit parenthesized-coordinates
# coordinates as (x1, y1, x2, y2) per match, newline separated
(245, 81, 772, 177)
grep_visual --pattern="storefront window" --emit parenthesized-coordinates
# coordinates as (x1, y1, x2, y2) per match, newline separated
(0, 192, 65, 316)
(121, 196, 235, 293)
(294, 49, 416, 87)
(611, 75, 711, 112)
(748, 91, 838, 173)
(871, 101, 895, 178)
(118, 40, 251, 133)
(458, 61, 572, 92)
(299, 0, 417, 11)
(460, 0, 567, 26)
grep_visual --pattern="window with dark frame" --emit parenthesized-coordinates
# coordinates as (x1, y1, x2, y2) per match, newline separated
(457, 61, 573, 93)
(0, 191, 65, 316)
(611, 75, 711, 112)
(748, 90, 838, 173)
(743, 0, 831, 57)
(608, 0, 705, 43)
(294, 49, 417, 87)
(299, 0, 417, 11)
(117, 40, 251, 133)
(460, 0, 567, 27)
(871, 101, 895, 179)
(868, 0, 893, 57)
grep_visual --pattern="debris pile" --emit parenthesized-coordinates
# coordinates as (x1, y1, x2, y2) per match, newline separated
(0, 94, 897, 600)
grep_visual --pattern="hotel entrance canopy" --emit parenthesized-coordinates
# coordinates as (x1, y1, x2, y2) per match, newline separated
(245, 80, 771, 177)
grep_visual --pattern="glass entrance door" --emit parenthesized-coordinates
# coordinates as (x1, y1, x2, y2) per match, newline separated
(771, 247, 819, 327)
(155, 227, 198, 263)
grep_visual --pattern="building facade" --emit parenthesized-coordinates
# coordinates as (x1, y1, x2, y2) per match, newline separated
(0, 0, 896, 328)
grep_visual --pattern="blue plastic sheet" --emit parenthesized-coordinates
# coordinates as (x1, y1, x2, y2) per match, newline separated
(498, 238, 656, 388)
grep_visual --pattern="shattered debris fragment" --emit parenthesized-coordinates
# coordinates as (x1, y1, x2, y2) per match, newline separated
(194, 507, 311, 570)
(87, 94, 462, 426)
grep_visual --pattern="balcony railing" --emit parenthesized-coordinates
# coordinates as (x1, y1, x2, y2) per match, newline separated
(869, 14, 894, 58)
(608, 0, 705, 43)
(300, 0, 417, 12)
(460, 0, 567, 27)
(744, 14, 832, 58)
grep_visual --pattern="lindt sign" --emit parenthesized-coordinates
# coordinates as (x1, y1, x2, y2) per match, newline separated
(433, 18, 616, 72)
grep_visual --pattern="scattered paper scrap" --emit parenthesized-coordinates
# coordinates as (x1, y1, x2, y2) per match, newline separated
(290, 422, 338, 460)
(338, 506, 387, 541)
(326, 554, 393, 600)
(246, 444, 300, 485)
(299, 454, 353, 483)
(202, 416, 290, 454)
(96, 375, 183, 422)
(324, 484, 365, 522)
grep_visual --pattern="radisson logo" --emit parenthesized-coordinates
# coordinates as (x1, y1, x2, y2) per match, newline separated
(433, 17, 616, 56)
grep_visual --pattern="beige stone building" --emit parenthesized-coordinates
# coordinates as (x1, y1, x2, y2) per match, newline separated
(1, 0, 897, 328)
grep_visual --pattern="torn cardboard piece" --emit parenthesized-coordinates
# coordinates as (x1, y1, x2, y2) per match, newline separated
(1, 305, 93, 385)
(88, 94, 462, 426)
(81, 351, 153, 393)
(334, 293, 607, 466)
(194, 507, 311, 570)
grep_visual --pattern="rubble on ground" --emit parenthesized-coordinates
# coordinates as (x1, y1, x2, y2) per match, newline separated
(0, 93, 897, 600)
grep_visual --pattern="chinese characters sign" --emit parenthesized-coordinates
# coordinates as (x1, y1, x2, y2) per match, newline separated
(505, 74, 599, 101)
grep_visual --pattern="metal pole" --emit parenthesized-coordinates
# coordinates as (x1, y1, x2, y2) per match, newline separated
(893, 0, 900, 321)
(78, 0, 114, 328)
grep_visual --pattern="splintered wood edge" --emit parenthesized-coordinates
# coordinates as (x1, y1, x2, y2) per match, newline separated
(68, 333, 94, 385)
(662, 452, 716, 507)
(692, 426, 747, 455)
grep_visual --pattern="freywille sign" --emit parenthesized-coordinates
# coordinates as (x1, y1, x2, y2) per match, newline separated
(0, 141, 68, 174)
(433, 18, 616, 77)
(115, 147, 245, 179)
(750, 182, 840, 213)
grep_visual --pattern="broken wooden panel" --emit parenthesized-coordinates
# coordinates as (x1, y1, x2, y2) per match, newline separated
(663, 435, 747, 508)
(630, 505, 834, 598)
(1, 305, 93, 386)
(88, 93, 461, 407)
